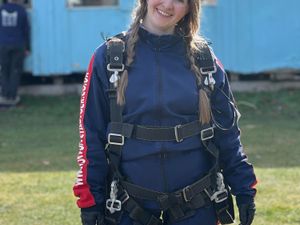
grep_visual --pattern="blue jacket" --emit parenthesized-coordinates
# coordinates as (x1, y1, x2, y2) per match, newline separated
(0, 2, 30, 49)
(73, 27, 257, 211)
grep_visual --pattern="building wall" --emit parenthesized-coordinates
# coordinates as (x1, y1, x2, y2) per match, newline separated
(24, 0, 300, 76)
(203, 0, 300, 74)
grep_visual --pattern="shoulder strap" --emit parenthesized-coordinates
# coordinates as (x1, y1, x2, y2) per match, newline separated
(196, 43, 217, 92)
(105, 35, 126, 174)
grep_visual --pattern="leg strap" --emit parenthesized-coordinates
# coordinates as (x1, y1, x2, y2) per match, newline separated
(122, 172, 214, 210)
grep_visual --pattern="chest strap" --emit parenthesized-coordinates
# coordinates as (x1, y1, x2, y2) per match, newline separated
(108, 121, 214, 144)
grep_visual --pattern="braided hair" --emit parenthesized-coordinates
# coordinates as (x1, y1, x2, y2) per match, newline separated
(117, 0, 211, 124)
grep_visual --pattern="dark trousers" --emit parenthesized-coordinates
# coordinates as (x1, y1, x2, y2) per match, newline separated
(0, 46, 25, 99)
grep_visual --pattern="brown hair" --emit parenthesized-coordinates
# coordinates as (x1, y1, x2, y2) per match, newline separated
(117, 0, 211, 124)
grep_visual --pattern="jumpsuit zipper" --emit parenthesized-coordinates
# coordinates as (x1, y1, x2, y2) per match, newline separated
(155, 46, 168, 192)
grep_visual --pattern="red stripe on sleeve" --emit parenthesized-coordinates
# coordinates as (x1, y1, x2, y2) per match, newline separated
(251, 179, 258, 189)
(73, 54, 96, 208)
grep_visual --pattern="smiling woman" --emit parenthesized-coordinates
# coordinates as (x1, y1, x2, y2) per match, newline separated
(73, 1, 257, 225)
(142, 0, 189, 35)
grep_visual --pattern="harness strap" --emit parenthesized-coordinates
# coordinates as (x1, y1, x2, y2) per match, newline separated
(196, 43, 216, 73)
(104, 36, 234, 225)
(121, 172, 213, 208)
(124, 201, 162, 225)
(108, 121, 214, 143)
(120, 169, 216, 223)
(105, 37, 125, 168)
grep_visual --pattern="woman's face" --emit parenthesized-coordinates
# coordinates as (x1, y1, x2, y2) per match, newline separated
(143, 0, 189, 35)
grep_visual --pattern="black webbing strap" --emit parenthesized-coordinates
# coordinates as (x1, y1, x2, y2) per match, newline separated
(106, 37, 125, 169)
(121, 172, 213, 208)
(123, 198, 162, 225)
(107, 36, 125, 70)
(105, 35, 162, 225)
(105, 37, 234, 224)
(108, 121, 214, 142)
(214, 187, 235, 224)
(196, 43, 216, 73)
(195, 43, 217, 92)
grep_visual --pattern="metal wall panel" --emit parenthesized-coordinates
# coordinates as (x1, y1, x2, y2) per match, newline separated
(202, 0, 300, 74)
(25, 0, 300, 76)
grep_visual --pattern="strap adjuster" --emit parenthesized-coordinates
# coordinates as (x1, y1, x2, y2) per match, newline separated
(119, 190, 130, 204)
(107, 63, 125, 72)
(108, 133, 124, 146)
(200, 65, 217, 75)
(201, 127, 214, 141)
(206, 189, 228, 203)
(174, 125, 183, 142)
(182, 186, 193, 202)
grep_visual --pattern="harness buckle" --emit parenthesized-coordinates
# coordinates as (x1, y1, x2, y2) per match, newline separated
(209, 189, 228, 203)
(106, 199, 122, 214)
(200, 65, 217, 75)
(201, 127, 214, 141)
(204, 172, 228, 203)
(119, 190, 130, 204)
(201, 66, 217, 90)
(106, 180, 122, 214)
(107, 64, 125, 73)
(174, 124, 183, 142)
(108, 133, 124, 146)
(182, 186, 193, 202)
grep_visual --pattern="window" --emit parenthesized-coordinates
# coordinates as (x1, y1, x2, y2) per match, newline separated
(202, 0, 217, 6)
(67, 0, 118, 7)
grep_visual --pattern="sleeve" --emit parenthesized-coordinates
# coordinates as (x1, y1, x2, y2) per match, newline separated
(21, 6, 30, 51)
(73, 46, 110, 211)
(210, 58, 257, 205)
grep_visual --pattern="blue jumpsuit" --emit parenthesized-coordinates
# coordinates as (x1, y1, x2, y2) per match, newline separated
(73, 27, 257, 225)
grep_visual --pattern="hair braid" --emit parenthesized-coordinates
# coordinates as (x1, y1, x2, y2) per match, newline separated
(185, 36, 212, 124)
(117, 2, 147, 105)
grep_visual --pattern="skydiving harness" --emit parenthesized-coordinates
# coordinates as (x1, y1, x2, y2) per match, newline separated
(104, 34, 237, 225)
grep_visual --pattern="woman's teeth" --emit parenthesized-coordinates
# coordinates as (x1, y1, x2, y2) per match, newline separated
(157, 9, 171, 17)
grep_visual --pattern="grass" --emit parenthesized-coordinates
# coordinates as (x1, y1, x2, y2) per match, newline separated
(0, 90, 300, 225)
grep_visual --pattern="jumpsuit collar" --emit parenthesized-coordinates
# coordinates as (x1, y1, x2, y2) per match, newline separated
(138, 26, 185, 52)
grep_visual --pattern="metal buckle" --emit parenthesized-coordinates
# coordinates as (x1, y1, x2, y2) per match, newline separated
(107, 64, 125, 72)
(108, 133, 124, 146)
(182, 186, 193, 202)
(106, 199, 122, 214)
(174, 124, 183, 142)
(119, 190, 130, 204)
(209, 189, 228, 203)
(106, 180, 122, 214)
(201, 127, 214, 141)
(201, 66, 217, 90)
(200, 65, 217, 75)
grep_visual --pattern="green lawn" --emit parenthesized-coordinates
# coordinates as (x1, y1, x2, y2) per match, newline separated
(0, 90, 300, 225)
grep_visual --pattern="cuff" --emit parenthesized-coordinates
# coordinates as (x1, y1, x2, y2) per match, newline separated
(236, 194, 255, 207)
(81, 204, 103, 213)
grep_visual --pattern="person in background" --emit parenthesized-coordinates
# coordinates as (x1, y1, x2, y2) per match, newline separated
(73, 0, 257, 225)
(0, 0, 30, 106)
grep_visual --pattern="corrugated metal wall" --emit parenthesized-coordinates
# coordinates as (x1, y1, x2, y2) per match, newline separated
(27, 0, 134, 76)
(203, 0, 300, 74)
(25, 0, 300, 76)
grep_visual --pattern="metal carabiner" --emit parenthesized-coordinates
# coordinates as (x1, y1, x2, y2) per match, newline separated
(106, 180, 122, 214)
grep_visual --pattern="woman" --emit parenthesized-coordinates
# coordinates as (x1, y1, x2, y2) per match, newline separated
(73, 1, 257, 225)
